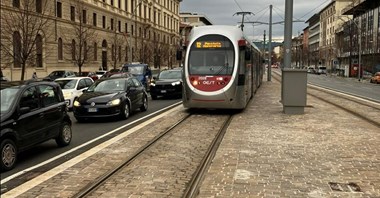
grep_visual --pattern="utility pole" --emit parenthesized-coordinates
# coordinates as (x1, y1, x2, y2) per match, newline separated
(263, 30, 266, 64)
(268, 5, 272, 81)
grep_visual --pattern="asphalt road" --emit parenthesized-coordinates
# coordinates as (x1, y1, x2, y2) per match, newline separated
(307, 73, 380, 102)
(1, 97, 182, 180)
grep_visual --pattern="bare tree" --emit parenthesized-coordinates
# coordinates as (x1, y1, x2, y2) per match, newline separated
(1, 0, 53, 80)
(63, 0, 97, 75)
(108, 15, 127, 70)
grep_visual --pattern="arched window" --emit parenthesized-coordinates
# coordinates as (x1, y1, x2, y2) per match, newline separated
(13, 31, 21, 68)
(94, 42, 97, 61)
(36, 34, 43, 67)
(72, 39, 76, 60)
(58, 38, 63, 60)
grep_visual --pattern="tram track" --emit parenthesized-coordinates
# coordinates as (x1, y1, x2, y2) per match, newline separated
(272, 72, 380, 128)
(71, 111, 234, 198)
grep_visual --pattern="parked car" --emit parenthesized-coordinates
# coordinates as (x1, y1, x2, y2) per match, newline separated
(73, 77, 148, 122)
(54, 77, 94, 109)
(317, 66, 327, 75)
(370, 72, 380, 84)
(0, 70, 9, 82)
(307, 67, 316, 74)
(78, 71, 99, 81)
(43, 70, 76, 81)
(121, 63, 152, 89)
(0, 80, 72, 171)
(95, 70, 107, 78)
(149, 68, 182, 100)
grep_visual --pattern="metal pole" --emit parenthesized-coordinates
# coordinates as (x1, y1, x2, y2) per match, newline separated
(268, 5, 272, 81)
(283, 0, 293, 68)
(358, 24, 361, 81)
(263, 30, 266, 65)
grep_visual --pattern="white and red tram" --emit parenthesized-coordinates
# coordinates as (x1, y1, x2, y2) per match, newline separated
(182, 25, 264, 109)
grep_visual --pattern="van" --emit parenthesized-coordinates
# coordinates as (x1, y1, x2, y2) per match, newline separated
(121, 63, 152, 89)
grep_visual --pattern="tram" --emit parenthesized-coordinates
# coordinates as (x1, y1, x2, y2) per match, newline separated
(182, 25, 264, 109)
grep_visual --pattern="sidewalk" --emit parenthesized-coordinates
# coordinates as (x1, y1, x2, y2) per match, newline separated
(197, 78, 380, 197)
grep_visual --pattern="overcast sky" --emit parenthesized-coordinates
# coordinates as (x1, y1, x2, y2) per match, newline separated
(180, 0, 331, 42)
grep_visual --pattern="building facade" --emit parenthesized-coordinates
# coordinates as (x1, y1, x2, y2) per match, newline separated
(337, 0, 380, 76)
(319, 0, 352, 71)
(1, 0, 182, 81)
(306, 13, 320, 68)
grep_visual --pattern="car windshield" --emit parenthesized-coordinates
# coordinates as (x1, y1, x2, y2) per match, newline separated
(158, 70, 182, 79)
(124, 66, 145, 75)
(55, 79, 77, 89)
(87, 79, 126, 92)
(1, 87, 19, 112)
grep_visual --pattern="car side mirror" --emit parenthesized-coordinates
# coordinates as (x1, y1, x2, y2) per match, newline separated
(19, 106, 31, 114)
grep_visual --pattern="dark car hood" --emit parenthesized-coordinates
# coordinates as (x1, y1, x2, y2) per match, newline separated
(77, 92, 123, 103)
(154, 79, 181, 85)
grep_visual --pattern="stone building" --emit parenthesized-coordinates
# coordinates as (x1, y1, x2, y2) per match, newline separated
(1, 0, 181, 81)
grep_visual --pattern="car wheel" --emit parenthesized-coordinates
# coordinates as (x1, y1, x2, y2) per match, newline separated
(120, 103, 130, 119)
(55, 122, 72, 147)
(1, 139, 17, 171)
(140, 95, 148, 112)
(151, 94, 157, 100)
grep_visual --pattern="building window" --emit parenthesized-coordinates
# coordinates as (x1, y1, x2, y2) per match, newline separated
(13, 31, 21, 68)
(36, 34, 43, 67)
(72, 40, 76, 60)
(125, 23, 128, 33)
(111, 0, 114, 6)
(36, 0, 42, 13)
(118, 0, 121, 8)
(70, 6, 75, 21)
(94, 42, 98, 61)
(102, 16, 106, 28)
(57, 2, 62, 18)
(118, 21, 121, 32)
(93, 13, 97, 26)
(111, 18, 114, 30)
(13, 0, 20, 8)
(58, 38, 63, 60)
(125, 0, 128, 11)
(131, 25, 134, 36)
(82, 10, 87, 24)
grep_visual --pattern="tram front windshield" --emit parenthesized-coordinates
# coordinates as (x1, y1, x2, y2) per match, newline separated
(188, 35, 235, 76)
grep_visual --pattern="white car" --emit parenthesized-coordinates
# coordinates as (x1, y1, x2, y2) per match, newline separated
(95, 70, 107, 78)
(54, 77, 94, 108)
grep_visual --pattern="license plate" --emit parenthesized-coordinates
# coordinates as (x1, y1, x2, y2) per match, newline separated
(88, 108, 98, 112)
(161, 90, 167, 93)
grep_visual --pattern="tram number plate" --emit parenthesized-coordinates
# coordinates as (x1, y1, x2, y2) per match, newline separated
(161, 90, 167, 93)
(88, 108, 98, 112)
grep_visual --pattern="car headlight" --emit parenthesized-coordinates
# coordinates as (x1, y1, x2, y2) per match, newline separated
(73, 100, 81, 107)
(63, 92, 73, 99)
(150, 82, 156, 87)
(107, 98, 121, 106)
(171, 81, 181, 86)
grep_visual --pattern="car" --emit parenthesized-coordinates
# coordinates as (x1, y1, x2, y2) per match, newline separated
(73, 76, 148, 122)
(307, 67, 316, 74)
(121, 63, 152, 89)
(149, 68, 182, 100)
(370, 72, 380, 84)
(317, 66, 327, 75)
(95, 70, 107, 78)
(54, 77, 94, 109)
(0, 80, 72, 171)
(43, 70, 76, 81)
(78, 71, 99, 81)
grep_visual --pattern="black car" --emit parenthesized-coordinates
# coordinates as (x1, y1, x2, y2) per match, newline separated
(73, 77, 148, 122)
(43, 70, 76, 81)
(149, 68, 182, 100)
(0, 80, 72, 171)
